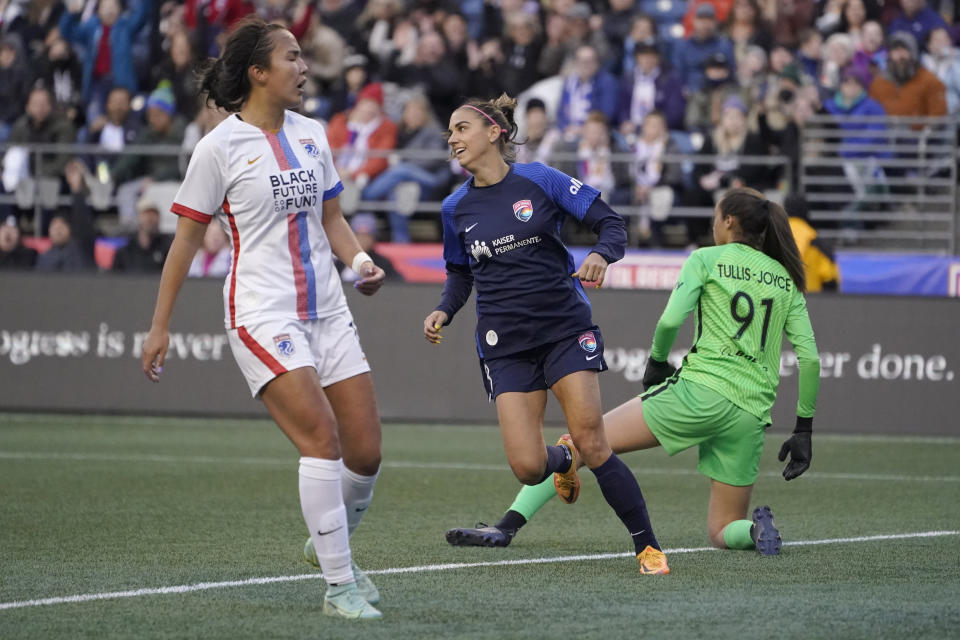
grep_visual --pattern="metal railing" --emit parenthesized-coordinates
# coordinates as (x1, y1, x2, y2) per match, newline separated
(3, 121, 958, 253)
(798, 114, 958, 254)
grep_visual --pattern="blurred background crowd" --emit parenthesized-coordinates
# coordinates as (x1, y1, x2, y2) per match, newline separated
(0, 0, 957, 282)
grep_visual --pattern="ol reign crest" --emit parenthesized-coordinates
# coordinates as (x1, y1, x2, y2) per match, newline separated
(299, 138, 320, 159)
(513, 199, 533, 222)
(274, 334, 295, 357)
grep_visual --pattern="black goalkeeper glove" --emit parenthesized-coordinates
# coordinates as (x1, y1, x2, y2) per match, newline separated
(642, 357, 676, 391)
(778, 417, 813, 481)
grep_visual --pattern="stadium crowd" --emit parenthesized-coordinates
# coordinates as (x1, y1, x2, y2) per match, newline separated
(0, 0, 957, 272)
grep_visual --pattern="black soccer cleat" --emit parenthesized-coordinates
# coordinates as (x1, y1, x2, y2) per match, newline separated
(445, 522, 515, 548)
(750, 506, 782, 556)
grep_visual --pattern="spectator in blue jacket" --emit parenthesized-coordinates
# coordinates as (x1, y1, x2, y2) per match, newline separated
(824, 65, 889, 158)
(555, 44, 619, 137)
(58, 0, 152, 123)
(617, 39, 686, 135)
(672, 3, 734, 93)
(888, 0, 948, 51)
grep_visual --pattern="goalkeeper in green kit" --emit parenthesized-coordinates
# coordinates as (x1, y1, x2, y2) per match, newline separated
(446, 188, 820, 570)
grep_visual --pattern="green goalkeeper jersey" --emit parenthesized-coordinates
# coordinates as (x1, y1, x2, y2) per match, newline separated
(650, 243, 820, 424)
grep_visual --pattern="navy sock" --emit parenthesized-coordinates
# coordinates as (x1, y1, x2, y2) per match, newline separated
(591, 453, 660, 553)
(537, 444, 572, 482)
(494, 509, 527, 534)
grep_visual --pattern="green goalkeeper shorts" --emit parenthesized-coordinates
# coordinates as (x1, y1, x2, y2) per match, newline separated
(640, 377, 767, 487)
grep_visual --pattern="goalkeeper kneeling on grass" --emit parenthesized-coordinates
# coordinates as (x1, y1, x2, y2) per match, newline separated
(447, 188, 820, 561)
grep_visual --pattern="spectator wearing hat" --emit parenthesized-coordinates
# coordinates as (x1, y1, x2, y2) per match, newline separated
(111, 197, 172, 272)
(0, 34, 32, 142)
(565, 2, 611, 67)
(555, 43, 619, 138)
(337, 213, 402, 282)
(327, 53, 371, 119)
(617, 39, 686, 134)
(684, 51, 750, 132)
(327, 82, 398, 208)
(58, 0, 153, 123)
(922, 27, 960, 115)
(673, 2, 735, 93)
(0, 216, 37, 270)
(357, 93, 449, 243)
(888, 0, 948, 51)
(870, 31, 946, 118)
(35, 159, 96, 273)
(110, 82, 186, 229)
(825, 65, 888, 156)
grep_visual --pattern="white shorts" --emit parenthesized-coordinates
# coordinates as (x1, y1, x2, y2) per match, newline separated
(227, 309, 370, 397)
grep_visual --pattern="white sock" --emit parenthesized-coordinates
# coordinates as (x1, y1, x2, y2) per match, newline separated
(299, 457, 353, 586)
(341, 464, 380, 537)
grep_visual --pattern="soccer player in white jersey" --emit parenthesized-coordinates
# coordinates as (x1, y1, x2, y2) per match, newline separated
(140, 16, 387, 620)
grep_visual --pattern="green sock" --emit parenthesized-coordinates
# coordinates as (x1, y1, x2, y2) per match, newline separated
(722, 519, 756, 550)
(507, 476, 557, 521)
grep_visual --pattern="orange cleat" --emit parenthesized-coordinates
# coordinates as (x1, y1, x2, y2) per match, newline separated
(553, 434, 581, 504)
(637, 545, 670, 575)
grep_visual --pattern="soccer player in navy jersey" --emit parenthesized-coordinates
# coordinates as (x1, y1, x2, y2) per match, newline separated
(446, 188, 820, 563)
(422, 93, 668, 574)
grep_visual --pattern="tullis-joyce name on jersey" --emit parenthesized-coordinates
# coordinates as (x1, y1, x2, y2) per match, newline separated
(716, 263, 793, 292)
(269, 169, 319, 213)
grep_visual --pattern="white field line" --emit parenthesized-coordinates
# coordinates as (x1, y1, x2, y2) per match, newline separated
(1, 451, 959, 483)
(1, 414, 959, 444)
(0, 530, 956, 612)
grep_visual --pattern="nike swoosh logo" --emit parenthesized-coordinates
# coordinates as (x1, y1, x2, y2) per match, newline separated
(465, 223, 478, 232)
(585, 354, 600, 361)
(317, 525, 344, 536)
(247, 154, 263, 165)
(630, 529, 646, 536)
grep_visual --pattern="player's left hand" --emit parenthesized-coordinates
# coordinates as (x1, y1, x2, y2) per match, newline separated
(353, 262, 386, 295)
(572, 252, 608, 288)
(778, 430, 812, 480)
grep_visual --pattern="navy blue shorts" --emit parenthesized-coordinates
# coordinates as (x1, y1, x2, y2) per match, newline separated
(479, 328, 607, 399)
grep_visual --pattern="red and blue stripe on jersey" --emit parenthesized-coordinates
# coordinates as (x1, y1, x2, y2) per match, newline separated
(265, 129, 318, 321)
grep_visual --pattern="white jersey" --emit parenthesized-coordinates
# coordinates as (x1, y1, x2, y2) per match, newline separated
(172, 111, 346, 329)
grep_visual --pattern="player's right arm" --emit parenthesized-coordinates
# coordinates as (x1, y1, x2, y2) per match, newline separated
(142, 216, 207, 381)
(143, 135, 224, 381)
(425, 198, 473, 344)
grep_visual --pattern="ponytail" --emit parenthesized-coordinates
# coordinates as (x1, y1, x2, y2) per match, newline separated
(197, 16, 284, 112)
(458, 92, 521, 162)
(718, 188, 806, 293)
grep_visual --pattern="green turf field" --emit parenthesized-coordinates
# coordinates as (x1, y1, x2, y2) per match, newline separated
(1, 413, 958, 639)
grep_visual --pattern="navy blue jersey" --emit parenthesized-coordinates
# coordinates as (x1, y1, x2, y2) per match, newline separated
(436, 162, 626, 359)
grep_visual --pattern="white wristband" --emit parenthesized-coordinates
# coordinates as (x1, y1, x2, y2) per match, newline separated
(351, 251, 373, 274)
